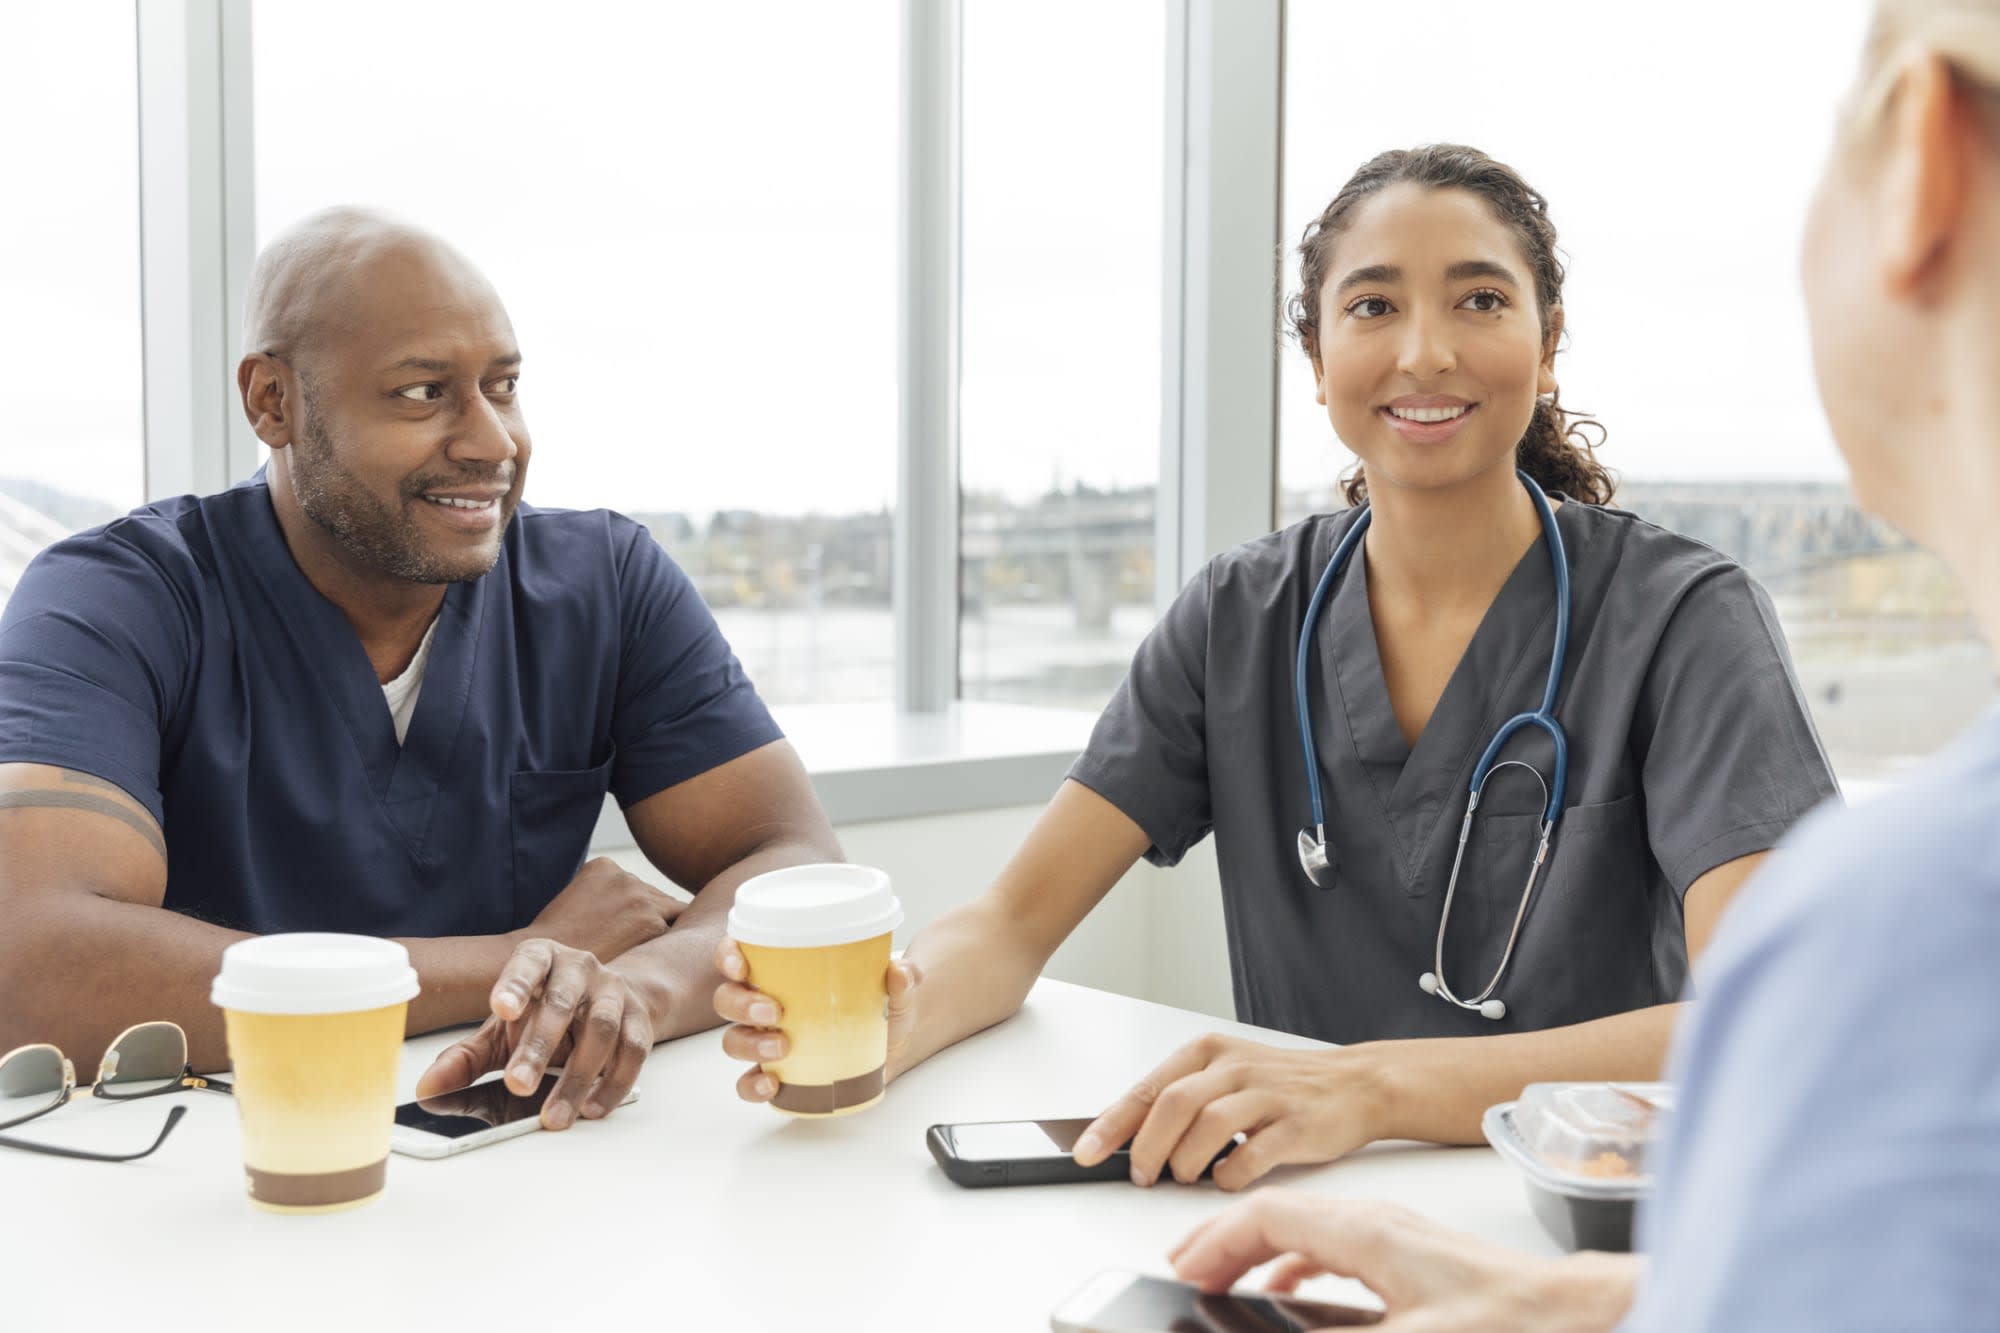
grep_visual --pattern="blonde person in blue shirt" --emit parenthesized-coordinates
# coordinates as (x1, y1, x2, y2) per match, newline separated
(1163, 1, 2000, 1327)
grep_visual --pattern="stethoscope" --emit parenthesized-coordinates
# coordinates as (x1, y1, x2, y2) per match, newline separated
(1293, 469, 1570, 1021)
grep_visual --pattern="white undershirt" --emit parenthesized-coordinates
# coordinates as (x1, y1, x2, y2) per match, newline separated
(381, 619, 439, 746)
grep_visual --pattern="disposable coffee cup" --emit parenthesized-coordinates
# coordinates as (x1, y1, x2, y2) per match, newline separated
(210, 934, 419, 1213)
(728, 864, 903, 1118)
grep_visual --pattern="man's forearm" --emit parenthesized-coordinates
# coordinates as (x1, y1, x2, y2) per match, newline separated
(2, 893, 529, 1074)
(611, 835, 838, 1041)
(395, 932, 531, 1042)
(1, 894, 250, 1075)
(1363, 1003, 1683, 1145)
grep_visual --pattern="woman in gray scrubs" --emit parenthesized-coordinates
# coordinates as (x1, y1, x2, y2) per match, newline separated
(715, 144, 1839, 1189)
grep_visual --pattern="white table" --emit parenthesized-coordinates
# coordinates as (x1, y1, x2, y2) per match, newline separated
(0, 979, 1553, 1329)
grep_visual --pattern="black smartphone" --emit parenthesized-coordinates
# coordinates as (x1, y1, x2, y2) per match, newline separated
(1049, 1270, 1382, 1331)
(927, 1117, 1236, 1188)
(389, 1071, 640, 1159)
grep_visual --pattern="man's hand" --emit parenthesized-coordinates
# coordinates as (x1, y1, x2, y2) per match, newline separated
(515, 856, 683, 964)
(415, 938, 655, 1130)
(1073, 1034, 1392, 1192)
(1170, 1193, 1636, 1333)
(712, 936, 922, 1103)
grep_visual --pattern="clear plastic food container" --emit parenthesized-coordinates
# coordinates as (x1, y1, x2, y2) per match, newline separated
(1481, 1082, 1672, 1252)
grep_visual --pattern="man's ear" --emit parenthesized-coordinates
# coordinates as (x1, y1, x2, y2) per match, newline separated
(1537, 307, 1565, 396)
(238, 353, 293, 450)
(1878, 50, 1972, 299)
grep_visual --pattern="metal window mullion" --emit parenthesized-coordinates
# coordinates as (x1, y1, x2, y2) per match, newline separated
(1156, 0, 1283, 609)
(137, 0, 257, 504)
(894, 0, 962, 714)
(1148, 0, 1285, 1006)
(1156, 0, 1193, 611)
(219, 0, 260, 483)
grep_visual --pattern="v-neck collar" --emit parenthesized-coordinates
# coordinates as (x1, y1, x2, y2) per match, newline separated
(1312, 501, 1584, 876)
(236, 482, 488, 862)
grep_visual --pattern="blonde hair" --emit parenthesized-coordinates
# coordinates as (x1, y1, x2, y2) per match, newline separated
(1849, 1, 2000, 133)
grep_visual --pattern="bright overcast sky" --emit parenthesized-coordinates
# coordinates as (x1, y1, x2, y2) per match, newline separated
(2, 0, 1878, 520)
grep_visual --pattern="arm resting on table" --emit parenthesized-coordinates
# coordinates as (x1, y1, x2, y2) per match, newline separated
(0, 763, 556, 1073)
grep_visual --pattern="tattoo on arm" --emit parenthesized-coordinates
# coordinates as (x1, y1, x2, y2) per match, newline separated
(58, 770, 129, 797)
(0, 790, 168, 865)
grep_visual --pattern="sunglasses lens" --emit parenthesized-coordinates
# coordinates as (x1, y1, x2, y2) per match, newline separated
(99, 1022, 187, 1096)
(0, 1046, 67, 1122)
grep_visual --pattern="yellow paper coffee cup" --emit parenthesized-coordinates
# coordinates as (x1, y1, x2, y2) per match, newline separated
(210, 934, 419, 1213)
(728, 864, 903, 1118)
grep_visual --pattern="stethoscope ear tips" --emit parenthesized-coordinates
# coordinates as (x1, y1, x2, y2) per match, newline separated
(1418, 972, 1507, 1020)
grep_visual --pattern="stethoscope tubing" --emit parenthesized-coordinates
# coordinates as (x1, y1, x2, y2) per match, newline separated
(1294, 507, 1373, 841)
(1293, 469, 1573, 1018)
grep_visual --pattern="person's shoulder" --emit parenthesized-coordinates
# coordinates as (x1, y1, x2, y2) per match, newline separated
(1566, 499, 1750, 600)
(507, 504, 658, 563)
(1709, 714, 2000, 982)
(1810, 717, 2000, 904)
(5, 488, 233, 622)
(1203, 509, 1356, 600)
(503, 505, 691, 601)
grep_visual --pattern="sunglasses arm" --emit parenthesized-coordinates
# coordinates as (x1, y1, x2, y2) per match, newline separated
(0, 1104, 186, 1163)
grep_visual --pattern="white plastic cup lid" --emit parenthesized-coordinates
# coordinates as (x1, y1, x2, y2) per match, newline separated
(727, 863, 903, 949)
(210, 933, 421, 1016)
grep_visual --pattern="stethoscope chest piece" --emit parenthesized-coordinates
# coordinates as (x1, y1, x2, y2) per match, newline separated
(1297, 827, 1333, 887)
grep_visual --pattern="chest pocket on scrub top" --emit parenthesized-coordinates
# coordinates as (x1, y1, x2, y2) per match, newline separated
(509, 753, 617, 926)
(1531, 792, 1661, 1011)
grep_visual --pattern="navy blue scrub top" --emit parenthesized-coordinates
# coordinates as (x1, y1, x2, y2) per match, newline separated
(1069, 500, 1842, 1044)
(0, 476, 782, 937)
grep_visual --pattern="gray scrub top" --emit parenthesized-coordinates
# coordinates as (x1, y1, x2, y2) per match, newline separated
(1068, 500, 1840, 1043)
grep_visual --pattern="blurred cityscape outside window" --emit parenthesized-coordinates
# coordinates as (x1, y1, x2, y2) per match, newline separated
(7, 4, 1986, 769)
(0, 2, 144, 610)
(1276, 0, 1990, 786)
(958, 0, 1165, 711)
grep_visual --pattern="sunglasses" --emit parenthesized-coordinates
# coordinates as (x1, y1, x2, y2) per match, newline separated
(0, 1020, 232, 1163)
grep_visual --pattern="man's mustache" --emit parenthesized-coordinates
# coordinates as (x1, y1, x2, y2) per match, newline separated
(404, 466, 517, 496)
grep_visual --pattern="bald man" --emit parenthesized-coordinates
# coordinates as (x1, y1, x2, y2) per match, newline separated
(0, 208, 840, 1132)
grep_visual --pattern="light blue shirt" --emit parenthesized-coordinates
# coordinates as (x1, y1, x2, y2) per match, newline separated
(1625, 709, 2000, 1329)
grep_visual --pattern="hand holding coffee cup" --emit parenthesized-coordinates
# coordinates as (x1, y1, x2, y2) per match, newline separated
(716, 940, 922, 1108)
(718, 864, 905, 1116)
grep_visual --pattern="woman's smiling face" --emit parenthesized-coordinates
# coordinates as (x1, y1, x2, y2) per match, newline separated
(1311, 182, 1558, 498)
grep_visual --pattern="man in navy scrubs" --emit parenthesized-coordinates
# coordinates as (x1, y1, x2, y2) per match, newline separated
(0, 208, 843, 1129)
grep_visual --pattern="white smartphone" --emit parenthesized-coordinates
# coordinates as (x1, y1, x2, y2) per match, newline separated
(1049, 1270, 1381, 1332)
(389, 1070, 640, 1159)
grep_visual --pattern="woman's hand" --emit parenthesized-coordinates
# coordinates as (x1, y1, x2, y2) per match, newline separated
(1170, 1192, 1637, 1333)
(711, 936, 923, 1103)
(1073, 1034, 1394, 1191)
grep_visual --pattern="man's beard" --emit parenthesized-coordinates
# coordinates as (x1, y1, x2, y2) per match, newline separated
(289, 398, 515, 585)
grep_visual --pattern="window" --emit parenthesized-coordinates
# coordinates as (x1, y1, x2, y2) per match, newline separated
(0, 2, 144, 611)
(1278, 0, 1985, 784)
(253, 0, 900, 706)
(958, 0, 1164, 711)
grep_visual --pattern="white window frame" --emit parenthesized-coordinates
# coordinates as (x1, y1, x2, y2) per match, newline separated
(131, 0, 1286, 826)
